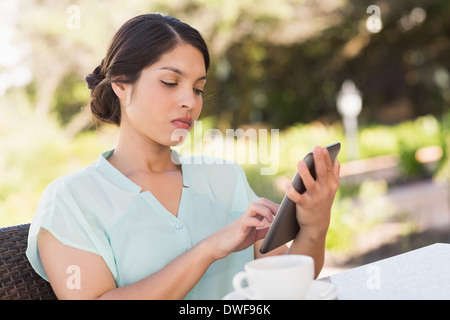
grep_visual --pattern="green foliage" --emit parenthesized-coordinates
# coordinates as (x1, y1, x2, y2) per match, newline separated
(52, 73, 90, 125)
(277, 122, 345, 175)
(326, 179, 395, 252)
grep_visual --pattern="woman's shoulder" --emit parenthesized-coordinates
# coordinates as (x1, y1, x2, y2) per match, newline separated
(42, 163, 98, 195)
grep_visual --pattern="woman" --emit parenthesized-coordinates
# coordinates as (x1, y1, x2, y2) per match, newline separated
(26, 13, 340, 300)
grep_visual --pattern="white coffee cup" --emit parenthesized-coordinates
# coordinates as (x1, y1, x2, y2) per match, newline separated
(232, 254, 314, 300)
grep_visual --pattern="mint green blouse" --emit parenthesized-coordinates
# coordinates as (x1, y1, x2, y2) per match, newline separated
(26, 150, 259, 299)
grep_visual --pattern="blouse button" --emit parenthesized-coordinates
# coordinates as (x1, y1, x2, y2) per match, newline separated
(175, 222, 184, 230)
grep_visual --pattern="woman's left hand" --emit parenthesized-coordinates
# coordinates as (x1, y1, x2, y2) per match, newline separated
(284, 146, 340, 240)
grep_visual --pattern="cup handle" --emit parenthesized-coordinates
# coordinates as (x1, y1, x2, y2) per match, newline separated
(232, 271, 255, 300)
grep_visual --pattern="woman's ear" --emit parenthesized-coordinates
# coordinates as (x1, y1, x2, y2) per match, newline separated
(111, 79, 128, 100)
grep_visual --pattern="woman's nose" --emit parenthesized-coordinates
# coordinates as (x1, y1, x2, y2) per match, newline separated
(179, 90, 200, 110)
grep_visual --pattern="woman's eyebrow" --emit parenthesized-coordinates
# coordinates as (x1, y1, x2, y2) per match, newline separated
(160, 66, 207, 81)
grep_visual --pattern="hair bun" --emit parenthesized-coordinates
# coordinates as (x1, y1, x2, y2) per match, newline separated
(85, 60, 105, 91)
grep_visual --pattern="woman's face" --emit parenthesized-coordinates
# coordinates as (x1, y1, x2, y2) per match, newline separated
(117, 42, 207, 146)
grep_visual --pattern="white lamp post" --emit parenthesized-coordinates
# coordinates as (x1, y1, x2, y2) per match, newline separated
(337, 80, 362, 160)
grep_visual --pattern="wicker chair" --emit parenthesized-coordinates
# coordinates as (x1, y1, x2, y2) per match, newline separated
(0, 223, 57, 300)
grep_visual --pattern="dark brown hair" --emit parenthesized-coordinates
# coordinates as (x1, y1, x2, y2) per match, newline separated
(85, 13, 210, 125)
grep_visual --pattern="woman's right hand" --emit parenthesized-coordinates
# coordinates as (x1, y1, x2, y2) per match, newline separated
(206, 197, 278, 261)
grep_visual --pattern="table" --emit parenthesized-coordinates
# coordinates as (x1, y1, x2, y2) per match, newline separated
(327, 243, 450, 299)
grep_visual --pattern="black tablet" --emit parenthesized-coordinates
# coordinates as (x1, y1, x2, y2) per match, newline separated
(259, 142, 341, 254)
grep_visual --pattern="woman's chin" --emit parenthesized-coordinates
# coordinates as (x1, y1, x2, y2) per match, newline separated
(168, 128, 190, 146)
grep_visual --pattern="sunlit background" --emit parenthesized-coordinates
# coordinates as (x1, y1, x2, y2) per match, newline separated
(1, 0, 450, 275)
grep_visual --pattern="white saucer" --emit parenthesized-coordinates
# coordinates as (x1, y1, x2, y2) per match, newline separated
(222, 280, 337, 300)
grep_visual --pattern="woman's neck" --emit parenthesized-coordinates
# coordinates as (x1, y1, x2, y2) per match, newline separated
(108, 125, 178, 176)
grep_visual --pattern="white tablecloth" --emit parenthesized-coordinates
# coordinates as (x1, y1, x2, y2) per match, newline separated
(330, 243, 450, 299)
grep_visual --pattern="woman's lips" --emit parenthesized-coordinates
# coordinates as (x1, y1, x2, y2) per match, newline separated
(171, 117, 193, 130)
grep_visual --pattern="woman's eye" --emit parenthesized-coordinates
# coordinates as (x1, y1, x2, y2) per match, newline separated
(194, 88, 204, 96)
(161, 80, 203, 96)
(161, 80, 177, 87)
